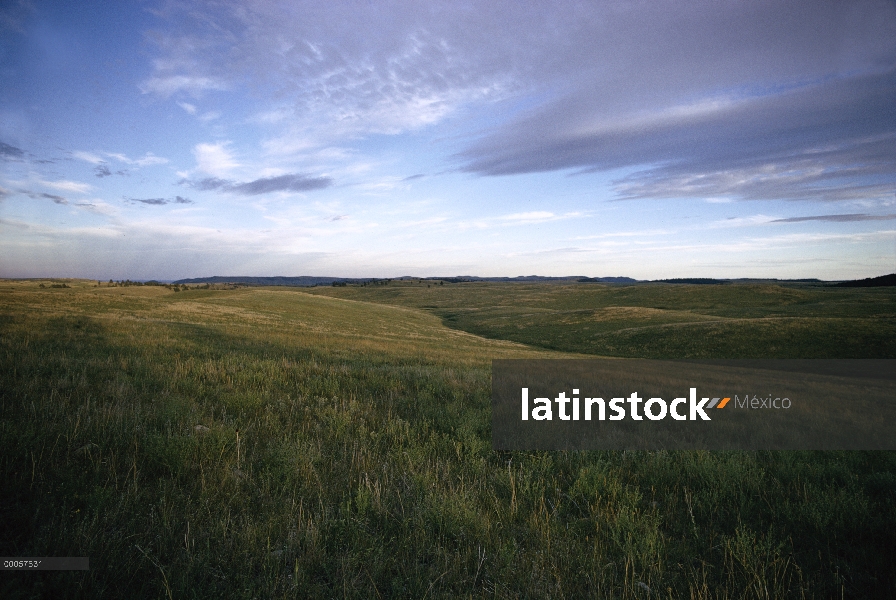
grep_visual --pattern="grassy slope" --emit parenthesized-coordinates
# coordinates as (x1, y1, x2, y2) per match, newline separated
(2, 280, 895, 598)
(307, 281, 896, 358)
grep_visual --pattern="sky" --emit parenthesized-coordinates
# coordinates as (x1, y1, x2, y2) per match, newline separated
(1, 0, 895, 281)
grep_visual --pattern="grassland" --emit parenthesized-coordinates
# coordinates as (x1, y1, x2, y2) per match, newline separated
(2, 279, 895, 598)
(306, 280, 896, 358)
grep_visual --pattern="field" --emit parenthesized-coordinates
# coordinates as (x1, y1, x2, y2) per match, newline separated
(1, 279, 895, 598)
(306, 280, 896, 358)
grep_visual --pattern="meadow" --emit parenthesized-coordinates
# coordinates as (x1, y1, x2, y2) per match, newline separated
(1, 279, 894, 598)
(306, 280, 896, 358)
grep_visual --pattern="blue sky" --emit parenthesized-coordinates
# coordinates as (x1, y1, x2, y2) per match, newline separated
(1, 0, 895, 280)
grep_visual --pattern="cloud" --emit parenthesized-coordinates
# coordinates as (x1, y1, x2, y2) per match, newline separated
(454, 210, 586, 230)
(498, 211, 583, 225)
(74, 200, 118, 216)
(177, 101, 197, 114)
(16, 189, 68, 204)
(183, 173, 333, 195)
(462, 69, 896, 202)
(708, 215, 777, 229)
(0, 141, 25, 160)
(94, 164, 111, 178)
(230, 174, 333, 195)
(139, 75, 228, 98)
(192, 142, 239, 176)
(105, 152, 168, 167)
(73, 151, 103, 164)
(125, 196, 193, 206)
(42, 193, 66, 204)
(771, 213, 896, 223)
(499, 211, 559, 224)
(187, 177, 231, 191)
(143, 1, 518, 140)
(140, 0, 895, 203)
(437, 1, 896, 203)
(74, 150, 168, 168)
(37, 179, 91, 194)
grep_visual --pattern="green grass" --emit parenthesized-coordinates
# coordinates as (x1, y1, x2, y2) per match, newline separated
(1, 280, 895, 598)
(307, 281, 896, 358)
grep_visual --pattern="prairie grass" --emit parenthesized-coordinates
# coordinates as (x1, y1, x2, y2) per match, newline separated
(1, 280, 894, 598)
(308, 281, 896, 358)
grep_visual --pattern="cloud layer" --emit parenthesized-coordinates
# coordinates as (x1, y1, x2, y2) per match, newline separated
(3, 0, 895, 281)
(141, 0, 896, 205)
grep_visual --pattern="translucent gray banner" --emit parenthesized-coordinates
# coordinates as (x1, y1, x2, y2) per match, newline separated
(2, 557, 89, 570)
(492, 359, 896, 450)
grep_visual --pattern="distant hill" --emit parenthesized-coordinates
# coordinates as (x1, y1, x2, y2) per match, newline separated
(173, 276, 374, 286)
(576, 276, 639, 283)
(172, 274, 862, 288)
(426, 275, 635, 283)
(652, 278, 728, 285)
(832, 273, 896, 288)
(173, 275, 640, 286)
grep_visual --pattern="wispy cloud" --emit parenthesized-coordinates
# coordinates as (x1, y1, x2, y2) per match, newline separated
(74, 200, 118, 216)
(183, 173, 333, 195)
(16, 189, 68, 204)
(74, 150, 167, 168)
(139, 74, 228, 98)
(73, 151, 104, 164)
(177, 101, 197, 115)
(37, 179, 91, 194)
(707, 213, 896, 228)
(232, 174, 332, 195)
(106, 152, 168, 167)
(41, 193, 67, 204)
(771, 213, 896, 223)
(446, 0, 896, 205)
(708, 215, 778, 228)
(498, 211, 583, 225)
(125, 196, 193, 206)
(0, 141, 25, 160)
(144, 1, 516, 142)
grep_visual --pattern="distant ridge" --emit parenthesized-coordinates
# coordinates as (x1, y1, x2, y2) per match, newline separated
(653, 278, 727, 285)
(173, 276, 374, 286)
(576, 276, 639, 283)
(832, 273, 896, 288)
(171, 275, 862, 287)
(173, 275, 638, 286)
